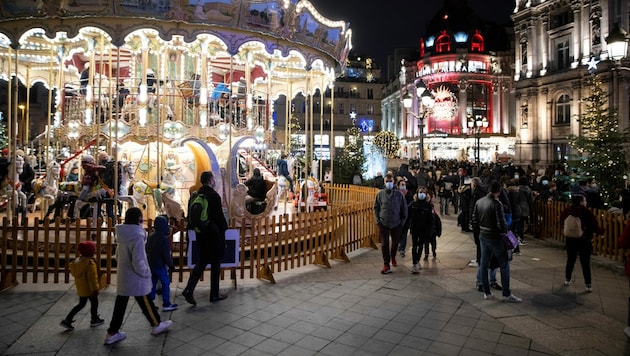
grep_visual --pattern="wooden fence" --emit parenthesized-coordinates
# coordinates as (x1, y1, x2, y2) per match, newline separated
(0, 184, 379, 290)
(532, 200, 627, 263)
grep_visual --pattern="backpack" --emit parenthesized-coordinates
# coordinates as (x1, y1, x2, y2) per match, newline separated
(563, 214, 583, 238)
(187, 192, 209, 233)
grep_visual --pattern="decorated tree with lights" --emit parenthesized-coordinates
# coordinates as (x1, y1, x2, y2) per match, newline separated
(373, 131, 400, 158)
(568, 75, 630, 204)
(333, 126, 366, 184)
(0, 111, 7, 149)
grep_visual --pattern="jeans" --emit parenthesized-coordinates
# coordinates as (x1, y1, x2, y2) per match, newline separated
(477, 267, 498, 286)
(565, 238, 592, 284)
(439, 196, 450, 215)
(378, 224, 401, 266)
(151, 266, 172, 306)
(107, 294, 161, 334)
(480, 234, 511, 297)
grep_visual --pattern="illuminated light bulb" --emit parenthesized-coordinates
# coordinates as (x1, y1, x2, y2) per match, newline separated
(138, 84, 147, 103)
(84, 108, 92, 125)
(139, 108, 147, 126)
(199, 88, 207, 106)
(199, 110, 207, 128)
(85, 85, 93, 102)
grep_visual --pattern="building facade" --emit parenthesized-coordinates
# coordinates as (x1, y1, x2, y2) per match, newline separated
(512, 0, 630, 167)
(382, 0, 516, 166)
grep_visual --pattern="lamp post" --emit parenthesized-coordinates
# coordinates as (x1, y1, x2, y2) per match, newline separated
(467, 115, 488, 168)
(403, 80, 434, 165)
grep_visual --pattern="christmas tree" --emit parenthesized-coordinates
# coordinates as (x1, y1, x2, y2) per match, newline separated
(0, 112, 7, 149)
(333, 125, 366, 184)
(568, 75, 630, 204)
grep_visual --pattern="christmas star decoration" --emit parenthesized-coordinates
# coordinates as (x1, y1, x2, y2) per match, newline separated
(586, 57, 600, 72)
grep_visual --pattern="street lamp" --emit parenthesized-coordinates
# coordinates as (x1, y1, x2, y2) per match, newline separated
(467, 115, 488, 168)
(403, 80, 434, 164)
(606, 22, 629, 62)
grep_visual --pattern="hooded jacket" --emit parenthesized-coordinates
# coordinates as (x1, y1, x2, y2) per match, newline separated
(70, 256, 100, 297)
(146, 215, 174, 270)
(114, 223, 152, 296)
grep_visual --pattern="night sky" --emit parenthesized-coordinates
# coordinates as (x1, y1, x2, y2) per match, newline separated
(310, 0, 516, 67)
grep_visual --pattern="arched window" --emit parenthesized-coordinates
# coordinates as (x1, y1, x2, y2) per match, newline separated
(436, 31, 451, 53)
(555, 94, 571, 125)
(471, 30, 484, 52)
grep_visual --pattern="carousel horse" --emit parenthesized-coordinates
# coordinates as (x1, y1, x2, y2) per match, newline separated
(130, 166, 185, 227)
(0, 155, 29, 224)
(117, 160, 137, 210)
(58, 176, 111, 219)
(31, 161, 61, 217)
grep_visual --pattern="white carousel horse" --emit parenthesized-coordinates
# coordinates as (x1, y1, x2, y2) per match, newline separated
(0, 155, 29, 224)
(31, 161, 61, 217)
(131, 166, 185, 227)
(117, 160, 137, 211)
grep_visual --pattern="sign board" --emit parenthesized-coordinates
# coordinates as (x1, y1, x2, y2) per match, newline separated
(187, 228, 240, 269)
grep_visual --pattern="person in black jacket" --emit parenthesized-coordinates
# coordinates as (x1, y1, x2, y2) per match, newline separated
(182, 171, 229, 305)
(472, 180, 522, 303)
(244, 168, 267, 205)
(408, 186, 434, 274)
(146, 215, 177, 311)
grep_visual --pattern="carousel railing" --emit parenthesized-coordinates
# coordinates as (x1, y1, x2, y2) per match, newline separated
(0, 184, 379, 290)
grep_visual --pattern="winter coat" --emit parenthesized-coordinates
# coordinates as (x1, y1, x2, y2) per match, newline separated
(114, 223, 152, 297)
(373, 187, 408, 229)
(70, 256, 100, 297)
(409, 200, 434, 239)
(472, 193, 508, 239)
(146, 215, 174, 270)
(559, 204, 603, 239)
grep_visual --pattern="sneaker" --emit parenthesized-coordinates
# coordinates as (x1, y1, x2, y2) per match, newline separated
(411, 264, 419, 274)
(162, 304, 178, 311)
(490, 283, 503, 291)
(210, 294, 227, 302)
(60, 319, 74, 330)
(391, 257, 397, 267)
(484, 292, 493, 300)
(433, 252, 437, 258)
(624, 326, 630, 338)
(151, 320, 173, 335)
(586, 284, 593, 292)
(424, 255, 429, 261)
(518, 239, 527, 246)
(181, 290, 196, 306)
(477, 285, 483, 292)
(468, 260, 479, 267)
(502, 294, 523, 303)
(381, 265, 392, 274)
(90, 317, 105, 327)
(564, 280, 572, 286)
(104, 332, 126, 345)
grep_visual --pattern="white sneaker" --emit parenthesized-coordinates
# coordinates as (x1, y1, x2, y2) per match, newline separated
(564, 280, 571, 286)
(484, 292, 493, 300)
(585, 284, 593, 293)
(411, 264, 419, 274)
(151, 320, 172, 335)
(502, 294, 523, 303)
(624, 326, 630, 338)
(468, 260, 479, 267)
(104, 332, 126, 345)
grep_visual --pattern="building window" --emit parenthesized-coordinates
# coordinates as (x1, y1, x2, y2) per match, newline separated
(350, 103, 356, 113)
(367, 88, 374, 100)
(555, 94, 571, 125)
(520, 40, 527, 66)
(436, 31, 451, 53)
(338, 103, 344, 115)
(470, 30, 484, 52)
(556, 40, 570, 70)
(367, 104, 374, 115)
(550, 10, 572, 29)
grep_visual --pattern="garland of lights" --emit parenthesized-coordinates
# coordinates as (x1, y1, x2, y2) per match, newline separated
(373, 131, 400, 158)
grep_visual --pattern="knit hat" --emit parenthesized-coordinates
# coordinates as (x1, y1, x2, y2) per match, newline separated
(124, 207, 143, 224)
(81, 154, 94, 163)
(77, 241, 96, 257)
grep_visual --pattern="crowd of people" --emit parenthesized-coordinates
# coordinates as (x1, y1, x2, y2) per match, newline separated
(371, 159, 617, 305)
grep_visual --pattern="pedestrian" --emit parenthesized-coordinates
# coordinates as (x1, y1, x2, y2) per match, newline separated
(104, 207, 172, 345)
(373, 171, 384, 189)
(472, 180, 522, 302)
(277, 153, 294, 193)
(426, 204, 442, 260)
(60, 241, 104, 330)
(146, 214, 178, 311)
(408, 186, 433, 273)
(559, 194, 603, 292)
(396, 177, 414, 258)
(373, 173, 408, 274)
(182, 171, 229, 305)
(616, 218, 630, 338)
(468, 177, 487, 267)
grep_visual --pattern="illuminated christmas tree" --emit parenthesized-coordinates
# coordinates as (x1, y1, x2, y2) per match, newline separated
(568, 75, 630, 204)
(333, 126, 365, 184)
(0, 112, 7, 149)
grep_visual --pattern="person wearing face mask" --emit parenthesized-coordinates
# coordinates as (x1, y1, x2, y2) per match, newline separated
(396, 178, 414, 258)
(373, 174, 408, 274)
(408, 186, 434, 274)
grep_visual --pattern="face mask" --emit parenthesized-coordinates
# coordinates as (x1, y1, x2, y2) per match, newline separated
(542, 180, 549, 185)
(514, 174, 519, 179)
(385, 182, 394, 190)
(418, 192, 427, 200)
(400, 185, 406, 191)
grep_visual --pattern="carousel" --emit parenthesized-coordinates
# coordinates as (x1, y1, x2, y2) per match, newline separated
(0, 0, 351, 223)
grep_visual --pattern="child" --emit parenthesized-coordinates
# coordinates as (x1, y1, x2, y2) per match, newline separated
(78, 155, 105, 201)
(146, 215, 178, 311)
(424, 208, 442, 260)
(60, 241, 104, 330)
